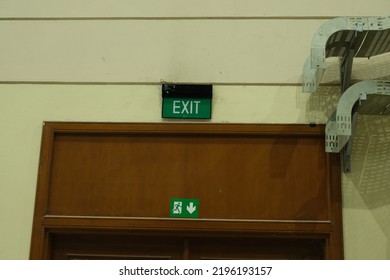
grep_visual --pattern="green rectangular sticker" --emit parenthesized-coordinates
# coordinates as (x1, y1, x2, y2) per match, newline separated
(170, 198, 199, 218)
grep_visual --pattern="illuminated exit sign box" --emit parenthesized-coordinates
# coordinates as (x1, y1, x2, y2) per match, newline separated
(162, 84, 212, 119)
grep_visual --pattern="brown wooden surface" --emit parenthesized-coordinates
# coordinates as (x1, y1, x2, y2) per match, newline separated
(49, 232, 325, 260)
(30, 122, 343, 259)
(50, 233, 184, 260)
(189, 236, 325, 260)
(48, 131, 328, 220)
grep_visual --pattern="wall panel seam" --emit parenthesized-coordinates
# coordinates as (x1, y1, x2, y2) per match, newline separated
(0, 16, 336, 21)
(0, 81, 341, 87)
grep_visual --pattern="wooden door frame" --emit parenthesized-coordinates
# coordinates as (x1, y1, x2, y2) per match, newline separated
(30, 122, 343, 259)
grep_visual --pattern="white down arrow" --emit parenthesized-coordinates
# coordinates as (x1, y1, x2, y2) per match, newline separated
(186, 202, 196, 214)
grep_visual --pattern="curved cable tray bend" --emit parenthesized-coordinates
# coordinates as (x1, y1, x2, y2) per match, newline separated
(303, 16, 390, 93)
(326, 80, 390, 154)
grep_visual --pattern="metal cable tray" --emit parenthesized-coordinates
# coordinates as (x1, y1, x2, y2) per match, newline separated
(303, 16, 390, 93)
(325, 80, 390, 172)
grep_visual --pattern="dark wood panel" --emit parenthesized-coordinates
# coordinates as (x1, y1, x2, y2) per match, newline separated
(49, 232, 326, 260)
(47, 132, 328, 220)
(189, 236, 325, 260)
(50, 233, 184, 260)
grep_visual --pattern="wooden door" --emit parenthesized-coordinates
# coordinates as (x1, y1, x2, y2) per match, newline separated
(30, 123, 343, 259)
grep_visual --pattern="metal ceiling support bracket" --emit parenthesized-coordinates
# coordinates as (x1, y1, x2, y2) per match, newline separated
(303, 16, 390, 93)
(341, 111, 358, 173)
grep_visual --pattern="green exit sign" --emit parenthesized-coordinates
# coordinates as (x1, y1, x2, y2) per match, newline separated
(162, 98, 211, 119)
(162, 84, 212, 119)
(170, 198, 199, 218)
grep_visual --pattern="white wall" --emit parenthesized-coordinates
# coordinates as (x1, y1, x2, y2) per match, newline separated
(342, 115, 390, 259)
(0, 0, 387, 18)
(1, 0, 390, 259)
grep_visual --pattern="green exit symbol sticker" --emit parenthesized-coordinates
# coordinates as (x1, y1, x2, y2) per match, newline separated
(170, 198, 199, 218)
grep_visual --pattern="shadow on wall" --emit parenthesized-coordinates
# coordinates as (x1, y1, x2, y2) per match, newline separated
(344, 115, 390, 242)
(296, 86, 341, 124)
